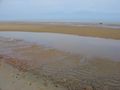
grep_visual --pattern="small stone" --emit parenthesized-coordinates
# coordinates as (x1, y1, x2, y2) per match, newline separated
(55, 84, 58, 87)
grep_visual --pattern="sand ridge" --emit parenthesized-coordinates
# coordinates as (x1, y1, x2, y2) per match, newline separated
(0, 23, 120, 39)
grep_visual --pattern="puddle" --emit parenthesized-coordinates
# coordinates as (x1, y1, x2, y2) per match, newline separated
(0, 31, 120, 61)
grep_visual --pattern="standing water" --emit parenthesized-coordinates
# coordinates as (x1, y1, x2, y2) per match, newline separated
(0, 31, 120, 61)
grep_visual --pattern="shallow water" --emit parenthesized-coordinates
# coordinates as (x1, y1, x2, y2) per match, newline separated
(0, 31, 120, 61)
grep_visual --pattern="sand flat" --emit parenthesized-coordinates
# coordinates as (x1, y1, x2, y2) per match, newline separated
(0, 23, 120, 39)
(0, 23, 120, 90)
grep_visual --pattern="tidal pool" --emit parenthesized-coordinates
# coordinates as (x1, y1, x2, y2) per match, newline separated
(0, 31, 120, 61)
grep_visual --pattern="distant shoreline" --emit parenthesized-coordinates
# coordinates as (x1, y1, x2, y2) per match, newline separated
(0, 22, 120, 29)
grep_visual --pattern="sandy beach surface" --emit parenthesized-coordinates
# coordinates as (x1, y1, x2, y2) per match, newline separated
(0, 59, 65, 90)
(0, 22, 120, 39)
(0, 23, 120, 90)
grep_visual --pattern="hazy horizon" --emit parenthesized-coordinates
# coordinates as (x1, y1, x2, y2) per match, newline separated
(0, 0, 120, 23)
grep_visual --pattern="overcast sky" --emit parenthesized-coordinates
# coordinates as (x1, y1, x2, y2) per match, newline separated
(0, 0, 120, 22)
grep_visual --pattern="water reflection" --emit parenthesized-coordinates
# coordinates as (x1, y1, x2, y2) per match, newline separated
(0, 31, 120, 61)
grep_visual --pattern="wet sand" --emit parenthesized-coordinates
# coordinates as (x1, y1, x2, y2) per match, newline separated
(0, 36, 120, 90)
(0, 37, 66, 90)
(0, 58, 65, 90)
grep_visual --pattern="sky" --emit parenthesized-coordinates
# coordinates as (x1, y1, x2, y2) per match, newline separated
(0, 0, 120, 23)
